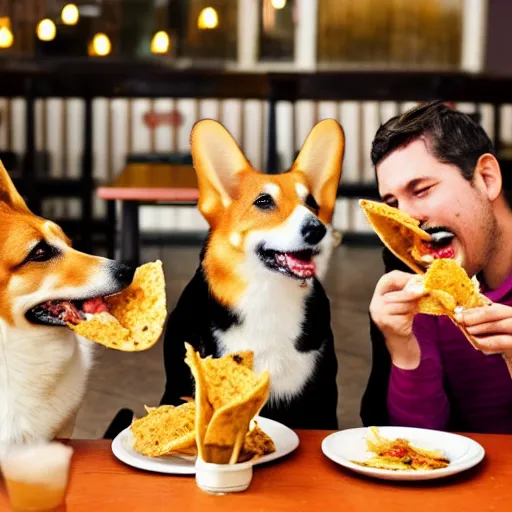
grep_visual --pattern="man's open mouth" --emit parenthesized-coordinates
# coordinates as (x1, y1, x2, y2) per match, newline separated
(257, 246, 318, 279)
(421, 228, 456, 260)
(26, 297, 110, 327)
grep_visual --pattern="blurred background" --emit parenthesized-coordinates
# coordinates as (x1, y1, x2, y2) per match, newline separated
(1, 0, 512, 436)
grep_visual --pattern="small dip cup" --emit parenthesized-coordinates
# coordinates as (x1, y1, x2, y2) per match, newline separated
(195, 457, 253, 494)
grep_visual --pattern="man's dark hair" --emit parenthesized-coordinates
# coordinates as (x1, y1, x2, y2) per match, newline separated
(371, 100, 495, 180)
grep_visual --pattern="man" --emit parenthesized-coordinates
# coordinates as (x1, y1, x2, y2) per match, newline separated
(360, 100, 512, 433)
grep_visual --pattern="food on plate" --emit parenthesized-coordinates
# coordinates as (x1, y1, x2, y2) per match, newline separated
(185, 343, 271, 464)
(130, 347, 275, 463)
(131, 401, 275, 462)
(352, 427, 450, 471)
(239, 421, 276, 462)
(131, 402, 196, 457)
(68, 260, 167, 351)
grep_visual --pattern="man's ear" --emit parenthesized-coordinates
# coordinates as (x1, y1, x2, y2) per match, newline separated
(191, 119, 251, 227)
(475, 153, 502, 201)
(0, 160, 30, 212)
(291, 119, 345, 223)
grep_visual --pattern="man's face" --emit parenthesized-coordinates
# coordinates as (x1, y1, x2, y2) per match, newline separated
(376, 138, 498, 277)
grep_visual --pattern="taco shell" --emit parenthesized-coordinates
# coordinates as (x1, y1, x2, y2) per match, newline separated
(417, 258, 490, 349)
(359, 199, 432, 274)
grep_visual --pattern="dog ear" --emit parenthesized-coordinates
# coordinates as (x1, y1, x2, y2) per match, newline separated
(0, 160, 30, 212)
(191, 119, 250, 227)
(291, 119, 345, 224)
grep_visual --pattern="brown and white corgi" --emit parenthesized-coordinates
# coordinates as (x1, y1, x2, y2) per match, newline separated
(161, 119, 345, 430)
(0, 163, 134, 445)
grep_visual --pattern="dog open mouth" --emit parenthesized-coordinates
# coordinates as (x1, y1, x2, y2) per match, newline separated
(257, 246, 318, 279)
(26, 296, 110, 327)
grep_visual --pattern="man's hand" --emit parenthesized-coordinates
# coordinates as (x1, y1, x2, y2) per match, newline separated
(370, 270, 428, 370)
(455, 303, 512, 355)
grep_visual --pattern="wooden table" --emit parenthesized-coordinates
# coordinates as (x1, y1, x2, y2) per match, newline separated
(1, 430, 510, 511)
(97, 163, 198, 266)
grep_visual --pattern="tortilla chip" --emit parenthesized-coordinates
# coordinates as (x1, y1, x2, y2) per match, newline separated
(203, 370, 270, 464)
(69, 311, 131, 348)
(184, 344, 213, 462)
(106, 260, 167, 342)
(69, 260, 167, 352)
(185, 343, 271, 464)
(130, 402, 196, 457)
(359, 199, 432, 274)
(201, 352, 259, 410)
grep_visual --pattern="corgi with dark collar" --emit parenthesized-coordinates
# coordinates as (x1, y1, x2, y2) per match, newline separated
(160, 119, 344, 430)
(0, 163, 134, 444)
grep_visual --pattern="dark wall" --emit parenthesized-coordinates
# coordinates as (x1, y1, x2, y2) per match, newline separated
(484, 0, 512, 75)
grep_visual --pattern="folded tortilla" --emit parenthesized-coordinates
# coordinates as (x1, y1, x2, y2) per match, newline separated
(359, 199, 432, 274)
(184, 343, 271, 464)
(417, 258, 491, 349)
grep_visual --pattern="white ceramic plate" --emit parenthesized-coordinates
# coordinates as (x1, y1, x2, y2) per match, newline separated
(321, 426, 485, 481)
(111, 416, 299, 475)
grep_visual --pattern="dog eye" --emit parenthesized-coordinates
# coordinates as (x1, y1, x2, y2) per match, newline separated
(305, 193, 319, 214)
(26, 241, 58, 263)
(253, 193, 275, 210)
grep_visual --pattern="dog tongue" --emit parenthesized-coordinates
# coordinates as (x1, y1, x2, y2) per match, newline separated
(82, 297, 109, 314)
(285, 253, 315, 278)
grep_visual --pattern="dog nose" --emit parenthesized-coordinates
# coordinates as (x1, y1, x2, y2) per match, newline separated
(301, 217, 327, 245)
(113, 263, 136, 287)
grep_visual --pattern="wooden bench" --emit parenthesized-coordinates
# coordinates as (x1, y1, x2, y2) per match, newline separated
(97, 162, 198, 266)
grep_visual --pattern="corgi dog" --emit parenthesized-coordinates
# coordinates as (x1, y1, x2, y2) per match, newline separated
(0, 163, 134, 445)
(161, 119, 344, 430)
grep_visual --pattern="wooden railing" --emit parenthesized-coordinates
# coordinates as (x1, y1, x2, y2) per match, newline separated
(2, 59, 512, 253)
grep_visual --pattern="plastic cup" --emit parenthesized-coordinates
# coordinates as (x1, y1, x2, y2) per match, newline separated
(1, 442, 73, 511)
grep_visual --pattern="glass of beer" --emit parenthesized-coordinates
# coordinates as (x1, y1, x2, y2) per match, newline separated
(1, 442, 73, 511)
